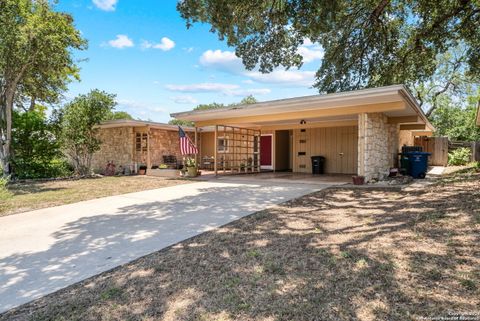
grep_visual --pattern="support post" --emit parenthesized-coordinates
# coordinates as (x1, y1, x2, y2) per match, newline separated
(194, 126, 198, 169)
(214, 125, 218, 176)
(357, 113, 366, 177)
(146, 126, 151, 173)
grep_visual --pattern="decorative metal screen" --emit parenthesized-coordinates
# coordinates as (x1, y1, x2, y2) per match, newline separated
(215, 125, 261, 175)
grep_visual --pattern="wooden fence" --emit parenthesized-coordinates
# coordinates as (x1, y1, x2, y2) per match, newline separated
(413, 136, 449, 166)
(472, 141, 480, 162)
(449, 140, 480, 162)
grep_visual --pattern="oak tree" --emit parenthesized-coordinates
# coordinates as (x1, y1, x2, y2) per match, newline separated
(177, 0, 480, 94)
(0, 0, 86, 176)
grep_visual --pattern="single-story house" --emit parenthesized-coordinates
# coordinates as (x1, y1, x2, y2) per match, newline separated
(91, 120, 195, 174)
(171, 85, 434, 182)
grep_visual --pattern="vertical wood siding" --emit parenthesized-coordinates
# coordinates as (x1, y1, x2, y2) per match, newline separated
(292, 126, 358, 174)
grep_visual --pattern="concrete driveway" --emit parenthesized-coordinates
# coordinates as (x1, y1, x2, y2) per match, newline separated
(0, 178, 337, 313)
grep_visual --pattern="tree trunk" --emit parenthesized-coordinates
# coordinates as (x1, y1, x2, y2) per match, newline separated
(0, 88, 14, 177)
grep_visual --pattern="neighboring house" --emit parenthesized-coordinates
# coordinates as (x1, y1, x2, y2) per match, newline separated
(172, 85, 435, 182)
(92, 120, 195, 174)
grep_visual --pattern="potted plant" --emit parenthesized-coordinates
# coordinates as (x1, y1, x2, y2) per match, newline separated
(138, 164, 147, 175)
(247, 157, 253, 171)
(352, 175, 365, 185)
(185, 157, 197, 177)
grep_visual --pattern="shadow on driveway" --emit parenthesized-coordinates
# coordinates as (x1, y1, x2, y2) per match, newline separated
(0, 180, 324, 312)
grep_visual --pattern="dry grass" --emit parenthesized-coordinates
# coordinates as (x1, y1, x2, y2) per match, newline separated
(1, 171, 479, 321)
(0, 176, 190, 216)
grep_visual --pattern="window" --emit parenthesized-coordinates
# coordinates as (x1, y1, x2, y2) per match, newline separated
(217, 137, 229, 152)
(136, 133, 148, 152)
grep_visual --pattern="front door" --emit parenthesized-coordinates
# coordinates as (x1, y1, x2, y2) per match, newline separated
(260, 135, 273, 169)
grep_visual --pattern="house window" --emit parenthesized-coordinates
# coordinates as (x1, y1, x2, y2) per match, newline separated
(136, 133, 148, 152)
(218, 137, 229, 152)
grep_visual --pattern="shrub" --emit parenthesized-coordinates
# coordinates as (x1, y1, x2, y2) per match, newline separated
(15, 158, 73, 179)
(12, 106, 72, 179)
(448, 147, 471, 166)
(0, 176, 11, 200)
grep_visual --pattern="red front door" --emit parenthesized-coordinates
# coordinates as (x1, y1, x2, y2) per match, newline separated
(260, 135, 272, 167)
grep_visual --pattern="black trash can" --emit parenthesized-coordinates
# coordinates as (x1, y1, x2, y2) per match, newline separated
(311, 156, 325, 174)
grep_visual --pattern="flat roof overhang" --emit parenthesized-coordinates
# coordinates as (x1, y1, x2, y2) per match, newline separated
(171, 85, 434, 131)
(95, 119, 195, 131)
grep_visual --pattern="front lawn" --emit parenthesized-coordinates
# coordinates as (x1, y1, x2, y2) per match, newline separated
(0, 176, 190, 216)
(1, 171, 479, 321)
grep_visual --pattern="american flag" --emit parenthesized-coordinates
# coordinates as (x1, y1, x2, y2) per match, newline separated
(178, 126, 198, 155)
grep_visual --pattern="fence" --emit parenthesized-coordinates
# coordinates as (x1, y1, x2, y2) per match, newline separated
(472, 141, 480, 162)
(413, 136, 449, 166)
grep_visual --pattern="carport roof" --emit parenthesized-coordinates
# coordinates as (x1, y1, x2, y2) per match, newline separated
(95, 119, 195, 131)
(171, 84, 434, 131)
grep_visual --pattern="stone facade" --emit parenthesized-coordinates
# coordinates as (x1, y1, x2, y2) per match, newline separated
(358, 113, 399, 182)
(91, 127, 134, 173)
(91, 126, 198, 174)
(149, 128, 197, 166)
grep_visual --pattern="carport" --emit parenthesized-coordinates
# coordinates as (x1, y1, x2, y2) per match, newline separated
(173, 85, 434, 182)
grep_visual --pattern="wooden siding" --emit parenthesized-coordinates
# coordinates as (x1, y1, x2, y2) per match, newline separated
(200, 132, 215, 158)
(292, 126, 358, 174)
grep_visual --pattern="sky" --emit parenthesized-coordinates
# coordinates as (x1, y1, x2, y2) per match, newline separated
(56, 0, 323, 123)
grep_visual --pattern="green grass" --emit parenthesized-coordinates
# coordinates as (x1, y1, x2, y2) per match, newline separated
(0, 176, 188, 216)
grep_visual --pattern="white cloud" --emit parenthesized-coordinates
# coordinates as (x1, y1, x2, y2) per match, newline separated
(166, 82, 239, 93)
(108, 34, 134, 49)
(166, 82, 270, 96)
(245, 70, 315, 86)
(198, 48, 319, 86)
(303, 38, 314, 46)
(298, 39, 324, 63)
(297, 45, 324, 63)
(117, 99, 168, 114)
(171, 95, 198, 104)
(92, 0, 117, 11)
(142, 37, 175, 51)
(228, 88, 271, 96)
(183, 47, 194, 53)
(199, 49, 243, 73)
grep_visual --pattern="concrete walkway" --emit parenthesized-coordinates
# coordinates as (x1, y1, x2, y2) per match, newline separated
(0, 179, 335, 313)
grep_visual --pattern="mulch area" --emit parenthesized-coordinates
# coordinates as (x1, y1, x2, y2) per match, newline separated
(1, 171, 479, 321)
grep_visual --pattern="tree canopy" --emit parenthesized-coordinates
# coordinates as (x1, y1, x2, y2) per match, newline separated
(104, 110, 134, 121)
(60, 90, 116, 175)
(177, 0, 480, 93)
(0, 0, 86, 176)
(429, 90, 480, 141)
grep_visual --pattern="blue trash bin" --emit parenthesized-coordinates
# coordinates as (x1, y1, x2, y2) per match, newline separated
(405, 151, 431, 179)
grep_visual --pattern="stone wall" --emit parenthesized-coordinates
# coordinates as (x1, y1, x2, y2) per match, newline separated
(91, 127, 134, 174)
(91, 126, 202, 173)
(358, 113, 399, 181)
(149, 128, 186, 166)
(399, 129, 415, 149)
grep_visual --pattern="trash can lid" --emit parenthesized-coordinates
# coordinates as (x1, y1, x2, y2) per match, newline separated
(405, 151, 431, 156)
